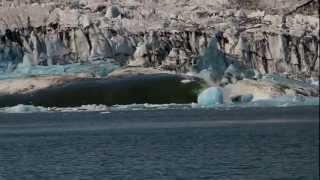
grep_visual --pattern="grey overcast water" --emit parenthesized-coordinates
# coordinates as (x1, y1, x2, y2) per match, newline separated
(0, 106, 319, 180)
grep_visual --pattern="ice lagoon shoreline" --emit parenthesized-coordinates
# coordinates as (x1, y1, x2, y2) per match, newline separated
(0, 67, 319, 112)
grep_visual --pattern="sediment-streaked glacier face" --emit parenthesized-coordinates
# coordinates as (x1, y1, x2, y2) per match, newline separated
(0, 0, 318, 109)
(0, 0, 318, 79)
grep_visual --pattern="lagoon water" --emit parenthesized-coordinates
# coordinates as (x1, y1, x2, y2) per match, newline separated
(0, 106, 319, 179)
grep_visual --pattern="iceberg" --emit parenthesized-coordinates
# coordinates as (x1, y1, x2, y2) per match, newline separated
(197, 87, 224, 107)
(2, 104, 48, 113)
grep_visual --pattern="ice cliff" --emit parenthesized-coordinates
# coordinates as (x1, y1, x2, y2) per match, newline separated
(0, 0, 318, 108)
(0, 0, 318, 80)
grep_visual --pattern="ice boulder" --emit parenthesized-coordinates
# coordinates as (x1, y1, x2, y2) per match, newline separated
(197, 87, 224, 107)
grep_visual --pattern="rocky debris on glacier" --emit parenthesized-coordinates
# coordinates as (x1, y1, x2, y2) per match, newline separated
(0, 0, 318, 106)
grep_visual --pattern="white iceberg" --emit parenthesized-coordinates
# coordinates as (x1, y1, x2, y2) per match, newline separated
(2, 104, 48, 113)
(197, 87, 224, 107)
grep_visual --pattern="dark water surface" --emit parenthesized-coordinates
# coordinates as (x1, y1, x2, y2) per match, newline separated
(0, 107, 319, 180)
(0, 74, 204, 107)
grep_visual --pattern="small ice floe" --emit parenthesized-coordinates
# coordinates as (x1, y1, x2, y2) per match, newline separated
(181, 79, 192, 84)
(1, 104, 48, 113)
(110, 103, 192, 111)
(0, 104, 113, 113)
(77, 104, 110, 112)
(55, 104, 111, 112)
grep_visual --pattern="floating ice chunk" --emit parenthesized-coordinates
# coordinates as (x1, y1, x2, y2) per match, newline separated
(181, 79, 192, 84)
(110, 103, 192, 111)
(78, 104, 109, 112)
(197, 87, 224, 107)
(2, 105, 48, 113)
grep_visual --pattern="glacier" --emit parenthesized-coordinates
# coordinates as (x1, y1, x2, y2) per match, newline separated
(0, 60, 120, 80)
